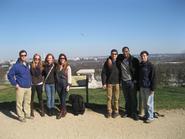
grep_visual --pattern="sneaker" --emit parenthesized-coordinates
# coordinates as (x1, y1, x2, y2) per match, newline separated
(112, 113, 119, 118)
(105, 113, 111, 118)
(25, 116, 34, 120)
(18, 117, 26, 123)
(145, 119, 154, 123)
(142, 115, 147, 120)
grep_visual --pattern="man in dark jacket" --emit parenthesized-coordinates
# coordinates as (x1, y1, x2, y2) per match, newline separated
(139, 51, 156, 123)
(7, 50, 32, 122)
(117, 47, 139, 120)
(101, 49, 120, 118)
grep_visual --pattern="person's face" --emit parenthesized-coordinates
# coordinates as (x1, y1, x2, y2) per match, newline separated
(19, 52, 27, 62)
(140, 53, 148, 62)
(34, 55, 40, 64)
(59, 56, 66, 65)
(122, 48, 130, 58)
(111, 52, 118, 60)
(47, 55, 54, 64)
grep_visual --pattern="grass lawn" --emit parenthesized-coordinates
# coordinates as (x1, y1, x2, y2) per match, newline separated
(0, 84, 185, 110)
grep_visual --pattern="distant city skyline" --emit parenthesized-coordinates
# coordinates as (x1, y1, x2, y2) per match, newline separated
(0, 0, 185, 60)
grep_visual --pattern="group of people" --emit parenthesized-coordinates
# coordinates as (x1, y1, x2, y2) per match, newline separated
(7, 47, 156, 124)
(101, 47, 156, 123)
(7, 50, 72, 122)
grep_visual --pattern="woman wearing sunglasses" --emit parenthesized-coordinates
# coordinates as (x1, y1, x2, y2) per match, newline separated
(56, 53, 72, 119)
(30, 53, 45, 117)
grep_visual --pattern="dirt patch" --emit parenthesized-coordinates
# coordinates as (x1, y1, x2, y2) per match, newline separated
(0, 109, 184, 139)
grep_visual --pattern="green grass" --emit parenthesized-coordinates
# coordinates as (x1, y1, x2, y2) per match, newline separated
(155, 86, 185, 109)
(0, 85, 185, 110)
(0, 87, 16, 102)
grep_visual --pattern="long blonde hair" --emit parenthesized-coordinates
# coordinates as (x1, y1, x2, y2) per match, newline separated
(31, 53, 43, 70)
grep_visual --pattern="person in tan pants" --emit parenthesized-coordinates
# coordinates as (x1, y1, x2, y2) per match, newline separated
(101, 49, 120, 118)
(16, 88, 32, 120)
(7, 50, 32, 122)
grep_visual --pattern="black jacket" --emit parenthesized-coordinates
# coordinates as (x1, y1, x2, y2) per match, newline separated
(139, 61, 156, 91)
(116, 54, 140, 84)
(43, 63, 56, 84)
(101, 57, 120, 85)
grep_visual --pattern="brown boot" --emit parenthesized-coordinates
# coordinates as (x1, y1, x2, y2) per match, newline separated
(56, 107, 63, 119)
(56, 107, 67, 119)
(62, 108, 67, 117)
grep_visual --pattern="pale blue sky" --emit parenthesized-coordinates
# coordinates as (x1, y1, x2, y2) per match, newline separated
(0, 0, 185, 60)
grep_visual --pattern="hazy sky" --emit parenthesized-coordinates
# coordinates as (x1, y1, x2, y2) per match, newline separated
(0, 0, 185, 60)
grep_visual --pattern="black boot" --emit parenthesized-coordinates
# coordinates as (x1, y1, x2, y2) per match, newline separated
(47, 108, 52, 116)
(40, 102, 45, 117)
(51, 108, 56, 116)
(31, 102, 34, 117)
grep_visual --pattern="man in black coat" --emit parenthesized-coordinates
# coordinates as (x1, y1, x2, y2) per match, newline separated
(117, 47, 139, 120)
(101, 49, 120, 118)
(139, 51, 156, 123)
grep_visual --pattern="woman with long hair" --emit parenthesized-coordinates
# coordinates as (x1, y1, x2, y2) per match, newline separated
(43, 53, 56, 116)
(30, 53, 45, 117)
(56, 53, 72, 119)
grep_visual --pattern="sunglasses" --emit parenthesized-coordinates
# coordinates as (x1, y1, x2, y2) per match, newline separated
(60, 57, 66, 60)
(20, 54, 27, 57)
(34, 58, 40, 60)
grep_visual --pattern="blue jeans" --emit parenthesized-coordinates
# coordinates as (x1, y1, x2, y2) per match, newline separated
(122, 80, 138, 115)
(45, 84, 55, 109)
(140, 87, 154, 120)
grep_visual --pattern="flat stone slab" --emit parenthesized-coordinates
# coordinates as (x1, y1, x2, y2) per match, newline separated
(76, 69, 95, 75)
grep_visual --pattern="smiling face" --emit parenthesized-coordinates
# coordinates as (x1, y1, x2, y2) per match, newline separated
(111, 52, 118, 61)
(19, 52, 27, 62)
(122, 48, 130, 59)
(140, 53, 148, 62)
(47, 55, 54, 65)
(59, 55, 66, 65)
(34, 55, 41, 64)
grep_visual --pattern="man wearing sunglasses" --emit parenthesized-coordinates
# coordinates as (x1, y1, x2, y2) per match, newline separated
(101, 49, 120, 118)
(8, 50, 32, 122)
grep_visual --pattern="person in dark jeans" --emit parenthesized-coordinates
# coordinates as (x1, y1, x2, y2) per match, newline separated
(30, 53, 45, 117)
(56, 53, 72, 119)
(117, 47, 140, 120)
